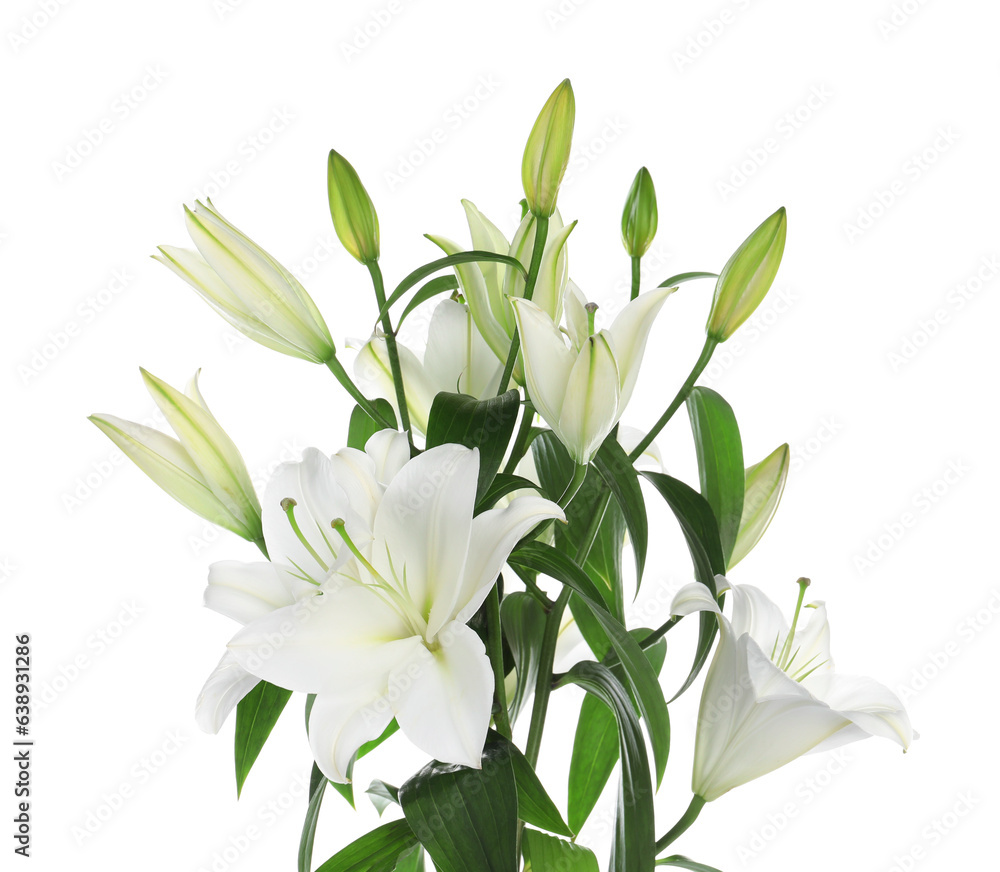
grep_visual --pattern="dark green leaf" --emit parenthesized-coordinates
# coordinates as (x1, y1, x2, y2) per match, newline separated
(508, 542, 670, 787)
(522, 829, 599, 871)
(594, 434, 648, 588)
(377, 251, 528, 324)
(556, 662, 655, 872)
(347, 399, 397, 450)
(367, 780, 400, 816)
(425, 391, 520, 501)
(298, 764, 327, 872)
(655, 271, 718, 288)
(686, 387, 744, 566)
(496, 732, 572, 837)
(655, 855, 724, 871)
(397, 275, 459, 327)
(476, 473, 541, 514)
(235, 680, 292, 797)
(399, 735, 518, 872)
(500, 592, 546, 725)
(316, 819, 418, 872)
(641, 472, 725, 702)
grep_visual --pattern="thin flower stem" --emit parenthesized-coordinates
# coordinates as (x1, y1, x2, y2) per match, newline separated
(629, 336, 718, 462)
(485, 585, 512, 740)
(558, 463, 590, 509)
(630, 255, 641, 301)
(655, 795, 707, 853)
(497, 216, 550, 395)
(502, 397, 536, 476)
(367, 262, 415, 452)
(324, 355, 395, 429)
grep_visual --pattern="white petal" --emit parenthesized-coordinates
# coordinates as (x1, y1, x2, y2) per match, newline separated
(353, 335, 438, 435)
(510, 298, 575, 432)
(371, 445, 478, 627)
(328, 446, 382, 532)
(195, 652, 260, 734)
(670, 581, 724, 618)
(728, 583, 790, 661)
(563, 280, 590, 350)
(786, 602, 833, 677)
(307, 690, 394, 783)
(617, 425, 664, 472)
(444, 494, 565, 632)
(205, 560, 314, 625)
(557, 332, 620, 465)
(227, 583, 421, 695)
(364, 429, 411, 485)
(529, 220, 576, 323)
(804, 671, 913, 749)
(461, 200, 511, 308)
(391, 623, 493, 769)
(605, 286, 674, 410)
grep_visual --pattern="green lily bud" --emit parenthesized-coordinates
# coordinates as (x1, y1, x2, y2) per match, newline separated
(521, 79, 575, 218)
(728, 443, 790, 568)
(89, 369, 263, 542)
(327, 149, 380, 264)
(621, 167, 658, 257)
(706, 207, 787, 342)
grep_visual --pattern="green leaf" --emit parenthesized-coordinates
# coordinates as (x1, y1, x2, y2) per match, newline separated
(367, 779, 400, 816)
(508, 542, 670, 788)
(234, 680, 292, 797)
(594, 434, 648, 588)
(316, 819, 418, 872)
(556, 662, 655, 872)
(500, 592, 546, 725)
(641, 472, 725, 702)
(686, 387, 744, 567)
(425, 390, 520, 501)
(377, 251, 529, 324)
(394, 843, 426, 872)
(399, 734, 519, 872)
(522, 829, 599, 871)
(347, 398, 397, 450)
(656, 271, 718, 288)
(298, 763, 327, 872)
(397, 274, 459, 327)
(655, 855, 724, 871)
(476, 473, 541, 514)
(496, 732, 572, 837)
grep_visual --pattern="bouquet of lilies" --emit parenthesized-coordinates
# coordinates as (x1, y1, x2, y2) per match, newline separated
(91, 81, 912, 872)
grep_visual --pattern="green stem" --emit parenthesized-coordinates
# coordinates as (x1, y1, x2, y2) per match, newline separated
(324, 356, 395, 429)
(367, 262, 414, 451)
(497, 216, 550, 395)
(629, 336, 718, 462)
(485, 585, 512, 740)
(523, 586, 571, 768)
(558, 462, 589, 509)
(630, 255, 641, 301)
(655, 795, 707, 853)
(502, 398, 536, 476)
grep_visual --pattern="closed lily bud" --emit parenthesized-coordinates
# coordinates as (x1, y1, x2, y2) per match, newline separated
(728, 443, 789, 568)
(154, 201, 336, 363)
(89, 370, 263, 542)
(621, 167, 658, 257)
(327, 149, 380, 264)
(706, 207, 787, 342)
(521, 79, 575, 218)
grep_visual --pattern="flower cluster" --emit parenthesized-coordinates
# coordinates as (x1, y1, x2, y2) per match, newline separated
(92, 80, 911, 872)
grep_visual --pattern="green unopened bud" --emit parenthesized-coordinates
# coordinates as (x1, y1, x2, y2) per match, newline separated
(728, 443, 790, 568)
(706, 207, 787, 342)
(327, 149, 380, 264)
(521, 79, 575, 218)
(621, 167, 658, 257)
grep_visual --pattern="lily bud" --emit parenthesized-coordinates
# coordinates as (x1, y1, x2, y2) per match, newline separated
(154, 201, 335, 363)
(521, 79, 575, 218)
(327, 149, 380, 264)
(706, 207, 787, 342)
(728, 443, 789, 568)
(89, 370, 263, 542)
(621, 167, 658, 257)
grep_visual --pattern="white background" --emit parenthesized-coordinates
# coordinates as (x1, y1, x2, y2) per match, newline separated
(2, 0, 998, 869)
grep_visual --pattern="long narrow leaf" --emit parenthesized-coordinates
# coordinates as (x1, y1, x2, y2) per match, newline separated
(235, 680, 292, 797)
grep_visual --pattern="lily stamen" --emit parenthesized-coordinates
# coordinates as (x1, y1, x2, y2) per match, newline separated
(280, 498, 330, 574)
(776, 577, 811, 670)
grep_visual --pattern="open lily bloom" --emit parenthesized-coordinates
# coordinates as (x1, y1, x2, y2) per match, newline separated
(511, 283, 674, 465)
(672, 577, 913, 802)
(354, 298, 503, 434)
(222, 442, 563, 782)
(194, 430, 410, 733)
(427, 202, 576, 379)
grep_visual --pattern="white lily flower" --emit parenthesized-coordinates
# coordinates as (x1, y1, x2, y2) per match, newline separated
(221, 443, 563, 782)
(511, 284, 674, 465)
(194, 429, 410, 733)
(90, 369, 262, 542)
(154, 200, 335, 363)
(427, 202, 576, 378)
(672, 577, 913, 802)
(353, 298, 503, 434)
